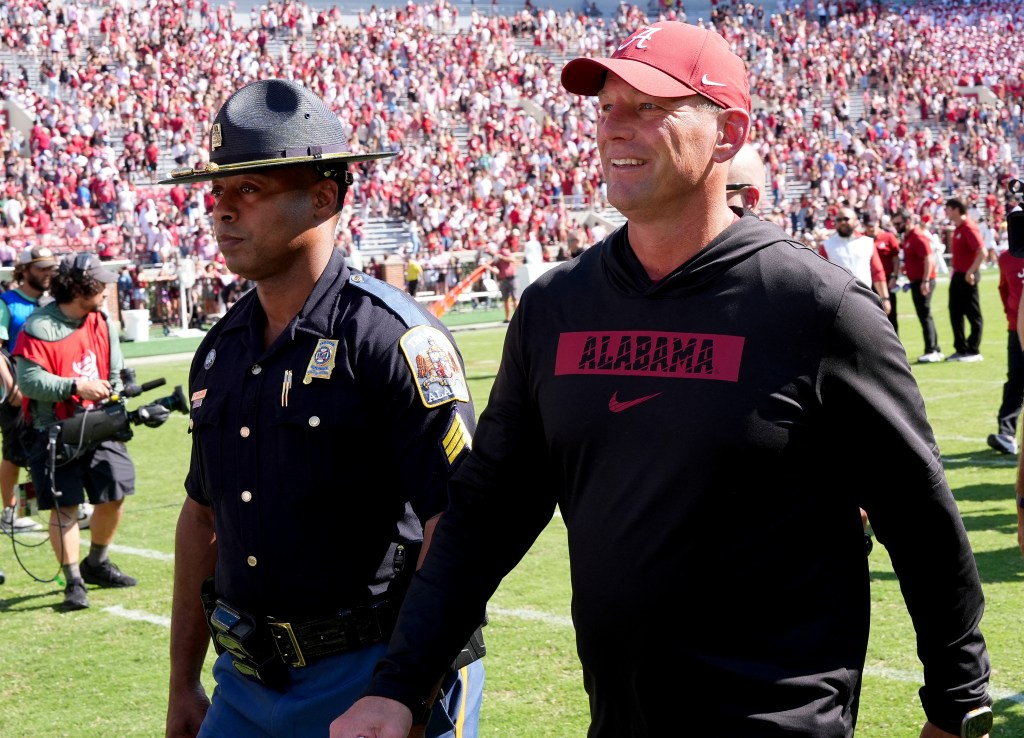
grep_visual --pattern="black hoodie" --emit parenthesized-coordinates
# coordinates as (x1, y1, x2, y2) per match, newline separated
(369, 213, 991, 737)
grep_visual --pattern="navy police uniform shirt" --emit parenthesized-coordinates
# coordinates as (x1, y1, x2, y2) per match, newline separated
(185, 249, 475, 621)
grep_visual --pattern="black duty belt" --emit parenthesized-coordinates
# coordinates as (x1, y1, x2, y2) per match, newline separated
(267, 599, 398, 667)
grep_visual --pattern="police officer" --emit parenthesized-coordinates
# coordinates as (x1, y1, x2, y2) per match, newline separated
(163, 79, 484, 738)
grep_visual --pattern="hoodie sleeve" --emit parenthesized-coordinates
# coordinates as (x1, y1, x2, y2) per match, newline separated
(818, 279, 991, 733)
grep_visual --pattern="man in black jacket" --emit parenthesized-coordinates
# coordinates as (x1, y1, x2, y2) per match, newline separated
(333, 21, 992, 738)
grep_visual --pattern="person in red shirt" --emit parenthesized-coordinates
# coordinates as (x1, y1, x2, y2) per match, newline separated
(989, 247, 1024, 455)
(865, 214, 902, 335)
(892, 208, 943, 362)
(945, 197, 986, 362)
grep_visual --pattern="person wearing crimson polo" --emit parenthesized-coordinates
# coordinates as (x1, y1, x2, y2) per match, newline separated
(864, 214, 902, 335)
(987, 247, 1024, 455)
(893, 208, 944, 363)
(944, 197, 986, 362)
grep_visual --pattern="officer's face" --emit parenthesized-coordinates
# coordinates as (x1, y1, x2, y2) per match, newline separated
(209, 167, 340, 281)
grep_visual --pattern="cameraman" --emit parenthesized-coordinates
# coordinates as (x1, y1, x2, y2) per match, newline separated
(0, 246, 57, 534)
(13, 253, 137, 611)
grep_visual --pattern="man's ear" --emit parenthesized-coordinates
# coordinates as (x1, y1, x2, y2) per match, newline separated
(744, 186, 762, 211)
(713, 109, 751, 165)
(312, 177, 341, 216)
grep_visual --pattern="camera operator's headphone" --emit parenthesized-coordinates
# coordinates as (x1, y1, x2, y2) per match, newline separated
(72, 252, 94, 275)
(58, 252, 95, 278)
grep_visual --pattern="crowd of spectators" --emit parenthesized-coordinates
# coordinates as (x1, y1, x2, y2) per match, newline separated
(0, 0, 1019, 326)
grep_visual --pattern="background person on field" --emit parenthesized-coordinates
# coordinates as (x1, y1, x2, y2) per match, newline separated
(0, 246, 56, 533)
(944, 197, 986, 362)
(864, 213, 902, 335)
(725, 142, 765, 212)
(14, 253, 137, 612)
(989, 246, 1024, 456)
(818, 206, 891, 317)
(893, 208, 944, 363)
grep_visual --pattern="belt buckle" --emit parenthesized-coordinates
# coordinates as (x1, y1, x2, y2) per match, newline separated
(268, 621, 306, 667)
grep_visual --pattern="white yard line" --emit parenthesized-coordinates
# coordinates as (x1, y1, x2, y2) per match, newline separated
(103, 604, 171, 628)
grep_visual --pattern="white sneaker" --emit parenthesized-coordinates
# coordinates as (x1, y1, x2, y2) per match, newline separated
(987, 433, 1018, 455)
(958, 353, 983, 362)
(78, 503, 94, 529)
(0, 506, 42, 533)
(917, 351, 945, 363)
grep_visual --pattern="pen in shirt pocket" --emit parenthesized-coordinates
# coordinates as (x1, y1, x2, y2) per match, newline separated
(281, 369, 292, 407)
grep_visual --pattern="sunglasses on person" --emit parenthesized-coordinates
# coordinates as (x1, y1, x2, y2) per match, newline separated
(726, 183, 754, 191)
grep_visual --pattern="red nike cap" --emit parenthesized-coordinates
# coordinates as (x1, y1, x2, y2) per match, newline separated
(560, 21, 751, 113)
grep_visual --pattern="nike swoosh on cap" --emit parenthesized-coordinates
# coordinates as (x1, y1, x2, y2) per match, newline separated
(701, 74, 727, 87)
(608, 391, 662, 413)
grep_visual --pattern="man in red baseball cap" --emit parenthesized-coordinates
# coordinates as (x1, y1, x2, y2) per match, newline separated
(333, 21, 992, 738)
(559, 20, 751, 111)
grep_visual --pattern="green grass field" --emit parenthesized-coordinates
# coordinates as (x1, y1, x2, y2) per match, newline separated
(1, 273, 1022, 737)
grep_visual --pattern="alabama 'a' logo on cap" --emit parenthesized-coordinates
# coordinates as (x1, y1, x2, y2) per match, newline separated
(617, 25, 661, 52)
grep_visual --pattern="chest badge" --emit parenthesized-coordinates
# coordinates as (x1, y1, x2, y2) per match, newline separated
(204, 349, 217, 370)
(400, 326, 469, 407)
(303, 338, 339, 384)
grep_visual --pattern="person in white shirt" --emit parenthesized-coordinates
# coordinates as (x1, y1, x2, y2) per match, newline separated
(818, 207, 891, 315)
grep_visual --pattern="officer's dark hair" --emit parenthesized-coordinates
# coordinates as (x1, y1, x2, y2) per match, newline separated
(945, 197, 967, 215)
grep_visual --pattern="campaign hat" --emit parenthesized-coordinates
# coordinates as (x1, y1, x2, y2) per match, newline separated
(160, 79, 398, 184)
(561, 21, 750, 113)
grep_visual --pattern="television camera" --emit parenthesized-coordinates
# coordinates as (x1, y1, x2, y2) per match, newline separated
(52, 367, 189, 454)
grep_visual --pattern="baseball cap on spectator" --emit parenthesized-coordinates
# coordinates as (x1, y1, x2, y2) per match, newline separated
(57, 252, 118, 283)
(863, 213, 879, 226)
(19, 245, 57, 268)
(160, 79, 399, 184)
(560, 21, 751, 112)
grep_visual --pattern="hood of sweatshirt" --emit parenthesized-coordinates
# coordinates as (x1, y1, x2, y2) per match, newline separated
(601, 210, 805, 298)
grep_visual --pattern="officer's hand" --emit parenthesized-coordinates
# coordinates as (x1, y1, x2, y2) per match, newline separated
(329, 696, 412, 738)
(75, 379, 111, 402)
(165, 682, 210, 738)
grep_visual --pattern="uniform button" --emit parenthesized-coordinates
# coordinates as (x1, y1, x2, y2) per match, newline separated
(308, 416, 320, 427)
(246, 556, 257, 567)
(241, 490, 252, 502)
(240, 427, 250, 438)
(251, 365, 262, 375)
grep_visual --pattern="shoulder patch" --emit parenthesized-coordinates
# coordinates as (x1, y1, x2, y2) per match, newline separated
(400, 325, 470, 408)
(347, 272, 429, 328)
